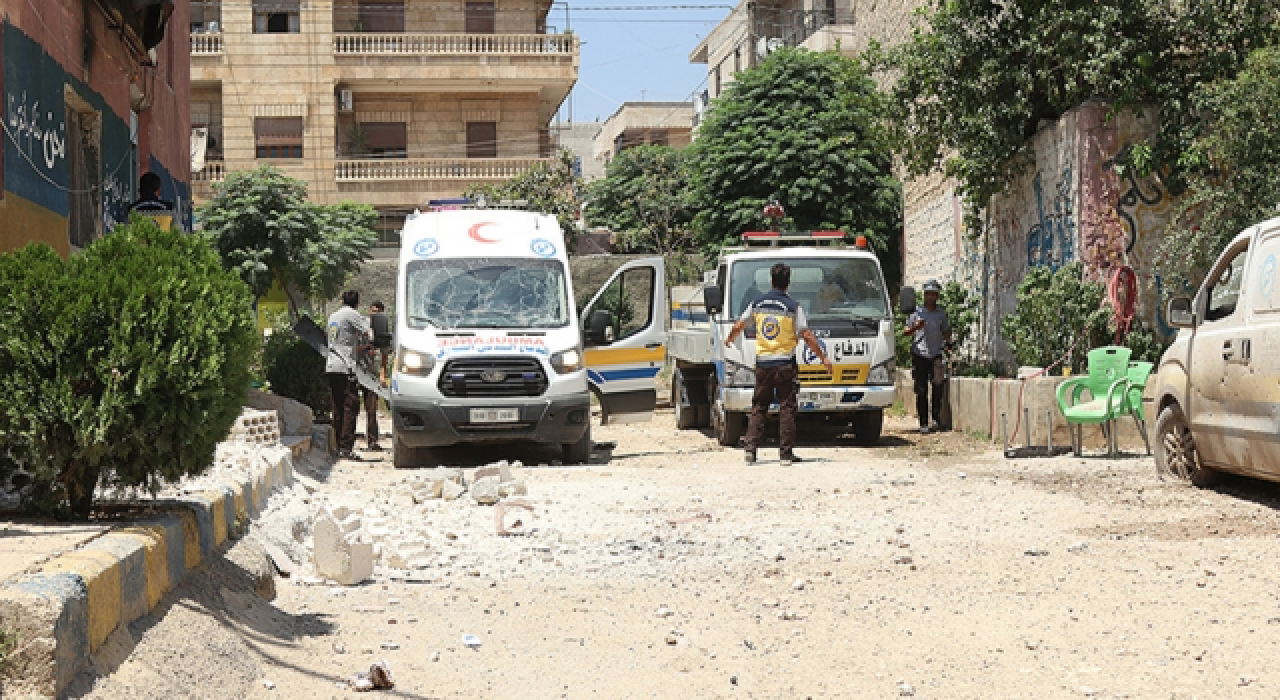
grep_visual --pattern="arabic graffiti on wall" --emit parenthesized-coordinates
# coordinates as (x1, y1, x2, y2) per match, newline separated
(6, 90, 66, 172)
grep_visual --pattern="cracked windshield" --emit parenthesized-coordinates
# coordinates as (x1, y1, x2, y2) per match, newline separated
(406, 258, 569, 329)
(729, 258, 889, 320)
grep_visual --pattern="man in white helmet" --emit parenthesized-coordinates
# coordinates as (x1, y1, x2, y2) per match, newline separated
(904, 279, 950, 434)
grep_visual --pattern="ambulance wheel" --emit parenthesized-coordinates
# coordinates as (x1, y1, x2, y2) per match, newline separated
(673, 371, 698, 430)
(392, 433, 420, 468)
(713, 399, 746, 447)
(563, 423, 592, 465)
(851, 409, 884, 446)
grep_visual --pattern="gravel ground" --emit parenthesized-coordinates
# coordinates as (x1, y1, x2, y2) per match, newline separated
(74, 411, 1280, 699)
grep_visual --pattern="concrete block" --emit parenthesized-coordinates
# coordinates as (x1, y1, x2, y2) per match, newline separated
(314, 509, 373, 586)
(3, 572, 89, 695)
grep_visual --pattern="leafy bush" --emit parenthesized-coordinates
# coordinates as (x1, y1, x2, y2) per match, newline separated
(1001, 263, 1111, 375)
(0, 219, 256, 519)
(262, 324, 330, 421)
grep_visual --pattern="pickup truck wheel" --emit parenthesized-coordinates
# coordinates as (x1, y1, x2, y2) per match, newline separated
(712, 399, 745, 447)
(673, 371, 698, 430)
(563, 423, 592, 465)
(851, 409, 884, 445)
(1155, 404, 1216, 485)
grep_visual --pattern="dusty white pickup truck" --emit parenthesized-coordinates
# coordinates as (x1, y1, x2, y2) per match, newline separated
(1154, 217, 1280, 483)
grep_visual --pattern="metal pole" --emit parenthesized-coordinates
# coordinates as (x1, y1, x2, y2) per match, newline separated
(1001, 412, 1008, 452)
(1023, 407, 1031, 449)
(1046, 410, 1053, 455)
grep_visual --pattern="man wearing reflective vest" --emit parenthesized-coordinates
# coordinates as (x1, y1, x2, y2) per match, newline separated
(724, 262, 834, 466)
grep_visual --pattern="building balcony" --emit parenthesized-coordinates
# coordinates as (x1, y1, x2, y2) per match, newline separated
(334, 157, 547, 183)
(190, 31, 223, 55)
(191, 159, 226, 201)
(333, 32, 574, 57)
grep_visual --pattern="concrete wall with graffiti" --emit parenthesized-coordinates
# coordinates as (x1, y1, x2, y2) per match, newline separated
(0, 1, 190, 256)
(903, 102, 1178, 365)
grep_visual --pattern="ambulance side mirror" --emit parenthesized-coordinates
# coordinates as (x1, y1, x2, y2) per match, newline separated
(585, 309, 613, 344)
(703, 285, 723, 315)
(899, 286, 917, 315)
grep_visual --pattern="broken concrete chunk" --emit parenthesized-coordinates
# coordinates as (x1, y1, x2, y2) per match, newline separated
(471, 477, 501, 505)
(314, 508, 374, 586)
(498, 480, 528, 498)
(441, 480, 466, 501)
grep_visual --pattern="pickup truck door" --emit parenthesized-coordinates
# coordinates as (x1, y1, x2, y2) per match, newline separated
(1188, 238, 1252, 468)
(1240, 228, 1280, 474)
(582, 257, 667, 424)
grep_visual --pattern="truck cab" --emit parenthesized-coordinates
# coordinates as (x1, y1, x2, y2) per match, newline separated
(388, 206, 664, 467)
(1154, 217, 1280, 482)
(667, 232, 898, 445)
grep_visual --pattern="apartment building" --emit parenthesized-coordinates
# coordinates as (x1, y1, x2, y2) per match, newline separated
(1, 0, 190, 254)
(190, 0, 578, 246)
(593, 101, 693, 168)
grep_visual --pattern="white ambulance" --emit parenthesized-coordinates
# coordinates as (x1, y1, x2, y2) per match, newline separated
(389, 204, 665, 467)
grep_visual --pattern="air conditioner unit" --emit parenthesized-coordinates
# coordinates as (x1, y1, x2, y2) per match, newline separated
(757, 37, 784, 57)
(338, 89, 354, 113)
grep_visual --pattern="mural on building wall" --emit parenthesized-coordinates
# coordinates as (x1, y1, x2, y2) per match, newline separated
(1025, 167, 1076, 272)
(1078, 104, 1180, 338)
(2, 22, 135, 241)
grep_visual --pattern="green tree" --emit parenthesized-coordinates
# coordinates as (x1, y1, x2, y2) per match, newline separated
(878, 0, 1280, 234)
(586, 144, 695, 256)
(690, 48, 902, 284)
(1001, 263, 1111, 374)
(0, 219, 256, 519)
(464, 150, 582, 245)
(1158, 47, 1280, 294)
(199, 165, 378, 315)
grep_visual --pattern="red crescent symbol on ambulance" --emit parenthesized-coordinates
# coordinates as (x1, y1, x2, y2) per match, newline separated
(468, 222, 500, 243)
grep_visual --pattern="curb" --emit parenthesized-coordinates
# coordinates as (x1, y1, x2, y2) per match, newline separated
(0, 449, 295, 698)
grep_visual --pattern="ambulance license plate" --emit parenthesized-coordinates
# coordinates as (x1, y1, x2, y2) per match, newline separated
(470, 408, 519, 423)
(804, 391, 835, 403)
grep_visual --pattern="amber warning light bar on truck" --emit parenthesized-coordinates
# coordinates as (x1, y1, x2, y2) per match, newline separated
(740, 231, 868, 249)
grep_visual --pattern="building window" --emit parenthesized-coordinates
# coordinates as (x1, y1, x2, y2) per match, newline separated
(465, 2, 496, 34)
(714, 64, 721, 97)
(362, 122, 407, 158)
(466, 122, 497, 158)
(255, 117, 304, 159)
(733, 47, 740, 74)
(254, 0, 300, 33)
(356, 0, 404, 32)
(649, 129, 668, 147)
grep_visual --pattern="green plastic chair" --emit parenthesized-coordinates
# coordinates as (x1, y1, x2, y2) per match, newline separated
(1124, 361, 1154, 455)
(1055, 346, 1132, 456)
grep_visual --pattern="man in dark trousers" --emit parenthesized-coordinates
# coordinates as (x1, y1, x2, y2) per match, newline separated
(327, 290, 372, 460)
(361, 300, 391, 451)
(905, 279, 951, 434)
(724, 263, 833, 466)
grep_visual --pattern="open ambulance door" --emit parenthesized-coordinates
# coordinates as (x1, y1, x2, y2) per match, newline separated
(581, 257, 666, 424)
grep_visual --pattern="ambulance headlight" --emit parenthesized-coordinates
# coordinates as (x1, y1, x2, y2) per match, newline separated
(551, 347, 583, 374)
(868, 359, 895, 385)
(725, 359, 756, 387)
(398, 348, 435, 376)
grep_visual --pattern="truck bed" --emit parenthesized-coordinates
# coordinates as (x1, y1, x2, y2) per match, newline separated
(668, 326, 717, 365)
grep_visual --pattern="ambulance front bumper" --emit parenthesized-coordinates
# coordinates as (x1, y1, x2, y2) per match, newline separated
(721, 385, 897, 412)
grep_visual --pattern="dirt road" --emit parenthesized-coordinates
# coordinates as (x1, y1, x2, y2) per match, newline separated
(76, 412, 1280, 699)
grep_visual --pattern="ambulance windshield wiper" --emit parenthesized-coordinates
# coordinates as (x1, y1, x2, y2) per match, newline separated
(409, 315, 443, 328)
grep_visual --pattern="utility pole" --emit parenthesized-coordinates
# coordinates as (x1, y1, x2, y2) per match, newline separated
(746, 1, 757, 68)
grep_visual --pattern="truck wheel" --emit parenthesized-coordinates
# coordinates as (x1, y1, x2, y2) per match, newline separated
(563, 423, 592, 465)
(851, 409, 884, 446)
(392, 433, 418, 469)
(673, 371, 698, 430)
(713, 400, 746, 447)
(1154, 404, 1217, 485)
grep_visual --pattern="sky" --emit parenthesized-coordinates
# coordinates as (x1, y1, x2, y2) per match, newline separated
(551, 3, 735, 124)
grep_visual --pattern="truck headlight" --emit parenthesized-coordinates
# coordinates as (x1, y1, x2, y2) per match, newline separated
(725, 359, 755, 387)
(867, 359, 896, 385)
(398, 348, 435, 376)
(551, 347, 583, 374)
